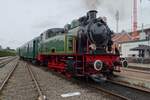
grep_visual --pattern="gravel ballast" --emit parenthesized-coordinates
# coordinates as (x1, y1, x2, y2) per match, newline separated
(31, 65, 121, 100)
(0, 61, 38, 100)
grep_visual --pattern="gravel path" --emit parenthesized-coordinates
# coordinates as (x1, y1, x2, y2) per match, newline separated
(0, 61, 38, 100)
(30, 65, 121, 100)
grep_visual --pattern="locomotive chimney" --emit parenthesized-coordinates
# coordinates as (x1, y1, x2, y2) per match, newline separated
(87, 10, 97, 20)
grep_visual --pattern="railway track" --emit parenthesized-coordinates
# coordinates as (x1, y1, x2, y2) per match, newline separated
(107, 79, 150, 93)
(30, 64, 124, 100)
(26, 62, 46, 100)
(0, 56, 10, 61)
(92, 79, 150, 100)
(86, 82, 129, 100)
(39, 66, 150, 100)
(1, 60, 148, 100)
(0, 61, 46, 100)
(0, 56, 17, 67)
(36, 66, 127, 100)
(84, 78, 150, 100)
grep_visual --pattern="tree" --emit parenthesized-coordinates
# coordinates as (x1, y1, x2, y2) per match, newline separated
(6, 47, 10, 50)
(0, 45, 2, 50)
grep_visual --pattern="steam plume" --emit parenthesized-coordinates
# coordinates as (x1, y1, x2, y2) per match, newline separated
(82, 0, 132, 20)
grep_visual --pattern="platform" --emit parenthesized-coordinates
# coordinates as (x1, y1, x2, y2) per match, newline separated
(128, 63, 150, 68)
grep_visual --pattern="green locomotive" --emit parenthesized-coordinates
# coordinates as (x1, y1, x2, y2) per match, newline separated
(18, 10, 126, 79)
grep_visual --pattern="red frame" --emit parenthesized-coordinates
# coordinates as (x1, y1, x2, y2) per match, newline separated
(36, 53, 121, 78)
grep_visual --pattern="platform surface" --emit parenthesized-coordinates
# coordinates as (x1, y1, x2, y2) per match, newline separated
(114, 67, 150, 89)
(129, 63, 150, 68)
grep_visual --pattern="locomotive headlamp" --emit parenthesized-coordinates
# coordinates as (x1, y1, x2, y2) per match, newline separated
(121, 60, 128, 68)
(89, 44, 96, 50)
(94, 60, 103, 71)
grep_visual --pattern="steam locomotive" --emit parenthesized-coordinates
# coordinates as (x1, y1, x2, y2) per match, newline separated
(17, 10, 127, 80)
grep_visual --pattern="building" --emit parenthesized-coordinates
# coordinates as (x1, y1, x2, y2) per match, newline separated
(112, 30, 132, 54)
(112, 27, 150, 59)
(120, 40, 150, 58)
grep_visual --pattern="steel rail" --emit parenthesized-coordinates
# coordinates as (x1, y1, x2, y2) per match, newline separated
(44, 69, 129, 100)
(86, 83, 129, 100)
(0, 61, 18, 91)
(107, 79, 150, 93)
(26, 63, 46, 100)
(0, 57, 14, 63)
(0, 56, 10, 61)
(37, 64, 150, 99)
(0, 57, 17, 67)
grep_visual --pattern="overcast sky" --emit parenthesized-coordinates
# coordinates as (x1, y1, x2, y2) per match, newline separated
(0, 0, 150, 49)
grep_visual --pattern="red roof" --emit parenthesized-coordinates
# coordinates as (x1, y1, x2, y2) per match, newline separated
(112, 33, 132, 43)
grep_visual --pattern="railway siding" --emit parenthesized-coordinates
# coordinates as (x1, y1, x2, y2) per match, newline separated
(0, 56, 17, 67)
(0, 61, 38, 100)
(0, 56, 11, 61)
(0, 59, 18, 85)
(92, 80, 150, 100)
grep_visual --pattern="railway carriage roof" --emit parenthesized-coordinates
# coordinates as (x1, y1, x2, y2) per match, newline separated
(19, 28, 64, 49)
(19, 36, 40, 48)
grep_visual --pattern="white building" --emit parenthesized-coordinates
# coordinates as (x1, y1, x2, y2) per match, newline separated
(120, 39, 150, 58)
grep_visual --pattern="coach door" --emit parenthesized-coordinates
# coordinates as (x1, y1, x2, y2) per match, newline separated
(33, 40, 36, 58)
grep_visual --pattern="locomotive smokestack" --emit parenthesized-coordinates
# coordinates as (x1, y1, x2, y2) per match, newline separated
(87, 10, 97, 20)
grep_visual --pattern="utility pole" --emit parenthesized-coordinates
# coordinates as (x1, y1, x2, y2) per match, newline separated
(115, 10, 119, 33)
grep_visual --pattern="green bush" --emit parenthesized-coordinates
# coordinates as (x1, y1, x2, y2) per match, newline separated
(0, 50, 16, 57)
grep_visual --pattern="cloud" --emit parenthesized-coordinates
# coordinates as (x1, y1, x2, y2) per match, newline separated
(0, 0, 150, 49)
